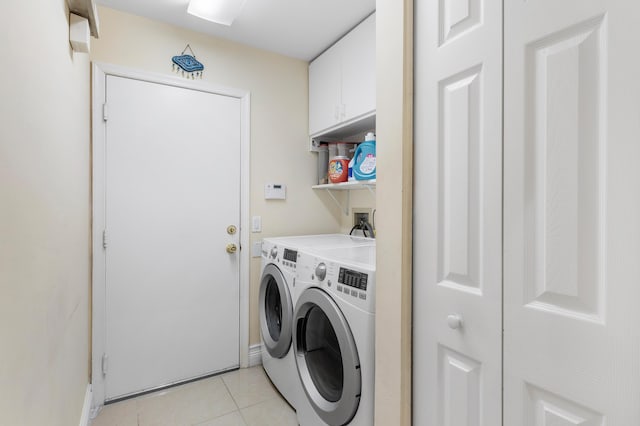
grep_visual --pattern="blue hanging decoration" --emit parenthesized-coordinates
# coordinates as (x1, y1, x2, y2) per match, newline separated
(172, 44, 204, 79)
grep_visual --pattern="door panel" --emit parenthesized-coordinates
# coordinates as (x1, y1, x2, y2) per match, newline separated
(438, 66, 482, 293)
(413, 0, 502, 423)
(504, 0, 640, 422)
(438, 346, 481, 425)
(104, 75, 241, 399)
(522, 16, 605, 322)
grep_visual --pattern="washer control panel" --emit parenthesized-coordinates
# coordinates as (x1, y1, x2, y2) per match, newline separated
(283, 248, 298, 263)
(315, 263, 327, 281)
(263, 243, 297, 272)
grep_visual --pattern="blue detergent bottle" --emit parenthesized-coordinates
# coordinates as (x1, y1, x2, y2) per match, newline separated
(353, 132, 376, 180)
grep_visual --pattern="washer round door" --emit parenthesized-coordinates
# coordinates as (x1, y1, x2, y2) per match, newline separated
(259, 263, 294, 359)
(293, 287, 361, 426)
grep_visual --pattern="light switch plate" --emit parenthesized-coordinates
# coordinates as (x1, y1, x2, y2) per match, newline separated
(252, 216, 262, 233)
(264, 183, 286, 200)
(252, 241, 263, 258)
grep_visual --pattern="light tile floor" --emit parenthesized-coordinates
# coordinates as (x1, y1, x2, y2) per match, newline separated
(90, 366, 298, 426)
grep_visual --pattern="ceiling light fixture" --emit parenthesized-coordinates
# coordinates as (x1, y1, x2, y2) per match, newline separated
(187, 0, 248, 26)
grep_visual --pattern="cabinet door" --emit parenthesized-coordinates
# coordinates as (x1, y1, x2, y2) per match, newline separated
(309, 44, 341, 136)
(341, 13, 376, 123)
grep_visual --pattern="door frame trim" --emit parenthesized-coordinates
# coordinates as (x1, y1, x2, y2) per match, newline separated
(90, 62, 251, 407)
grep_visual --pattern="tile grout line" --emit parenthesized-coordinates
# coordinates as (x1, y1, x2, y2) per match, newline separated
(219, 367, 287, 425)
(227, 375, 283, 410)
(221, 373, 243, 412)
(218, 373, 249, 426)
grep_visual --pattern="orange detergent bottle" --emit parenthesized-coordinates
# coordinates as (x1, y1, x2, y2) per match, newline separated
(328, 156, 349, 183)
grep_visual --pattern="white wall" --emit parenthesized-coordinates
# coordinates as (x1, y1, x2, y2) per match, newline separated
(0, 1, 91, 425)
(90, 6, 344, 345)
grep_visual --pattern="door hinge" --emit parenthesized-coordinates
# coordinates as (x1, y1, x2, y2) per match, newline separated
(102, 230, 108, 249)
(102, 103, 109, 121)
(101, 353, 109, 375)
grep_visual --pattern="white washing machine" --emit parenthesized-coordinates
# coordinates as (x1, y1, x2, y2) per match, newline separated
(259, 234, 374, 412)
(259, 238, 303, 408)
(293, 244, 376, 426)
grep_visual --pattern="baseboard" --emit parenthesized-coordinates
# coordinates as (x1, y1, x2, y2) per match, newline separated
(248, 343, 262, 367)
(78, 384, 92, 426)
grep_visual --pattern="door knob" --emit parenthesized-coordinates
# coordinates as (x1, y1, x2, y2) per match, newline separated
(226, 243, 237, 254)
(227, 225, 237, 235)
(447, 314, 463, 330)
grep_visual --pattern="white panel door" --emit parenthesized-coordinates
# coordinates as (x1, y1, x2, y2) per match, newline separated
(413, 0, 502, 423)
(103, 75, 241, 400)
(504, 0, 640, 423)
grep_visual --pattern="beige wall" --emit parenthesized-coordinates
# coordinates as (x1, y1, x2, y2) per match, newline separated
(0, 1, 91, 425)
(375, 0, 413, 425)
(91, 6, 343, 346)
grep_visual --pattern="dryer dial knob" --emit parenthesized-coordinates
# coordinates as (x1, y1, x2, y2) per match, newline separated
(315, 263, 327, 281)
(270, 247, 278, 259)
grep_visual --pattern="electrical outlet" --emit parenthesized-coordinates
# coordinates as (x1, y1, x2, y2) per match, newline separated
(353, 211, 370, 227)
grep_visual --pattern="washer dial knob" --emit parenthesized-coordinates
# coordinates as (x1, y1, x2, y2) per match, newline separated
(315, 263, 327, 281)
(270, 247, 278, 259)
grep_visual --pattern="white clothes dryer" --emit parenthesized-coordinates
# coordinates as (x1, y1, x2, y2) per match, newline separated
(293, 245, 376, 426)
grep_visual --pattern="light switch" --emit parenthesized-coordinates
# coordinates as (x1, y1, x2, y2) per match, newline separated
(264, 183, 286, 200)
(252, 241, 263, 258)
(252, 216, 262, 233)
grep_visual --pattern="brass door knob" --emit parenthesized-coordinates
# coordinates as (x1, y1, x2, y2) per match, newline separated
(226, 243, 238, 254)
(227, 225, 237, 235)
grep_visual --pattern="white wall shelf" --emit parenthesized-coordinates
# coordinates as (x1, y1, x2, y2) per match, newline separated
(313, 179, 376, 215)
(312, 179, 376, 191)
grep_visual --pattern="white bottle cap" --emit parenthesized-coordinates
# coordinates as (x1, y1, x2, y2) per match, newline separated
(365, 132, 375, 141)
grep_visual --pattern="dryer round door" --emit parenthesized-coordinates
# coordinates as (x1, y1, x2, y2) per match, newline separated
(259, 264, 293, 359)
(293, 287, 361, 426)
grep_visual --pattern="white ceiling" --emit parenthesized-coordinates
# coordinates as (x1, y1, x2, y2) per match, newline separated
(96, 0, 376, 61)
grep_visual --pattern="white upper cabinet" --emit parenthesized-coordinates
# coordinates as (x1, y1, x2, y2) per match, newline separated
(309, 13, 376, 136)
(309, 41, 342, 136)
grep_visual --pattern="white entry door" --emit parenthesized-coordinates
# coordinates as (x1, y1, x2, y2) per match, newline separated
(504, 0, 640, 423)
(413, 0, 503, 423)
(102, 75, 241, 400)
